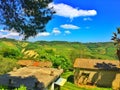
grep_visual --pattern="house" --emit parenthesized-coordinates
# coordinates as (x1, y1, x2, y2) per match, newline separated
(73, 58, 120, 90)
(0, 66, 66, 90)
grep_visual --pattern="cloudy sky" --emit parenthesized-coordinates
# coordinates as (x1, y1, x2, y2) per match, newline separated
(1, 0, 120, 42)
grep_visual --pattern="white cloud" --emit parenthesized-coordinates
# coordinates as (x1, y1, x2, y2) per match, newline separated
(0, 33, 3, 38)
(48, 3, 97, 19)
(0, 30, 23, 40)
(0, 30, 19, 38)
(83, 17, 92, 21)
(52, 28, 61, 35)
(65, 30, 71, 34)
(0, 30, 9, 32)
(37, 32, 50, 37)
(60, 24, 80, 29)
(8, 32, 19, 36)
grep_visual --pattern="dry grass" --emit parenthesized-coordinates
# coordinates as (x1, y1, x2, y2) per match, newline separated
(21, 49, 39, 59)
(2, 41, 15, 47)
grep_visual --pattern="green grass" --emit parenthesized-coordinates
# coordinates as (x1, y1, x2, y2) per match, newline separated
(61, 82, 112, 90)
(61, 71, 112, 90)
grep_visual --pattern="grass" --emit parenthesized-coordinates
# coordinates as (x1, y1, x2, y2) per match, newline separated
(61, 71, 112, 90)
(61, 82, 112, 90)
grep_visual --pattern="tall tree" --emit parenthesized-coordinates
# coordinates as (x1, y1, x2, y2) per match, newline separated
(111, 27, 120, 66)
(0, 0, 54, 39)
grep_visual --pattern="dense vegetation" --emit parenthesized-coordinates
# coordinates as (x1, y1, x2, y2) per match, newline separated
(0, 38, 118, 74)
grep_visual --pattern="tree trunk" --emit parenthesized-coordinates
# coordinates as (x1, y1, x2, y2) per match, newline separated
(116, 49, 120, 66)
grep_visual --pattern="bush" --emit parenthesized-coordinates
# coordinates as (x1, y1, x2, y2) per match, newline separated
(15, 85, 26, 90)
(52, 55, 72, 70)
(0, 85, 26, 90)
(0, 57, 19, 74)
(1, 48, 21, 59)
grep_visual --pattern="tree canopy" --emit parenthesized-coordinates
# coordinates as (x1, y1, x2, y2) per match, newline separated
(0, 0, 53, 39)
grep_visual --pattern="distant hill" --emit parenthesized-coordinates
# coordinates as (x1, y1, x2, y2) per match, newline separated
(0, 38, 118, 70)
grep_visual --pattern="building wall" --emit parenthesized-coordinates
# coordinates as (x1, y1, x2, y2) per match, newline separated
(74, 68, 120, 89)
(112, 74, 120, 90)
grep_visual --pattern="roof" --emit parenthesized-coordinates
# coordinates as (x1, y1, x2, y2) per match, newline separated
(17, 60, 52, 67)
(17, 60, 33, 66)
(73, 58, 120, 70)
(0, 66, 63, 89)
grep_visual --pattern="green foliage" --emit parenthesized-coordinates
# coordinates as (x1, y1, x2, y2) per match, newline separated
(52, 55, 71, 70)
(1, 0, 53, 39)
(84, 42, 116, 60)
(2, 48, 20, 59)
(111, 27, 120, 47)
(0, 38, 118, 71)
(0, 85, 8, 90)
(111, 27, 120, 61)
(0, 41, 21, 59)
(0, 85, 26, 90)
(14, 85, 27, 90)
(0, 57, 19, 74)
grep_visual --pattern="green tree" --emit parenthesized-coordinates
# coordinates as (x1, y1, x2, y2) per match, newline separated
(52, 55, 71, 70)
(70, 50, 80, 63)
(111, 27, 120, 65)
(2, 48, 20, 59)
(0, 0, 54, 39)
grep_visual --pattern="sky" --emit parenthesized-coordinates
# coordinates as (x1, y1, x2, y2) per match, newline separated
(0, 0, 120, 42)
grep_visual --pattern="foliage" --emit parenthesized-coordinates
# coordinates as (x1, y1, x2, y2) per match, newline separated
(52, 55, 72, 70)
(111, 27, 120, 61)
(0, 85, 26, 90)
(2, 48, 20, 59)
(0, 56, 19, 74)
(14, 85, 26, 90)
(0, 38, 118, 71)
(0, 41, 21, 59)
(0, 0, 53, 39)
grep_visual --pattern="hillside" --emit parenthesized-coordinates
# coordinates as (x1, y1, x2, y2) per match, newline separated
(0, 38, 117, 90)
(0, 38, 118, 72)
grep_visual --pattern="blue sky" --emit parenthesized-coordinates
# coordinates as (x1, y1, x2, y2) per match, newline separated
(0, 0, 120, 42)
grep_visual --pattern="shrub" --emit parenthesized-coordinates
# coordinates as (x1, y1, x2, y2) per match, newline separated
(0, 58, 19, 74)
(0, 85, 26, 90)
